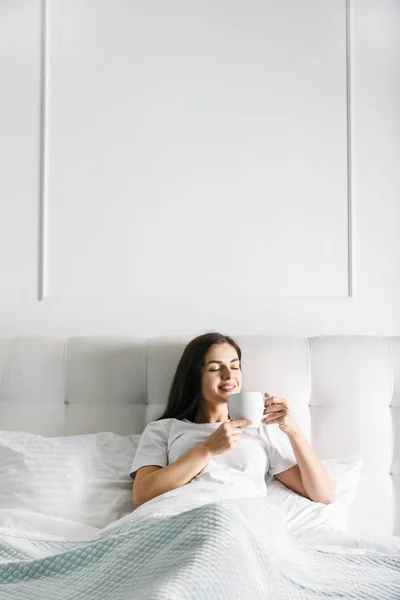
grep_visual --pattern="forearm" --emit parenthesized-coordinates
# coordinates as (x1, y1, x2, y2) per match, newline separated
(288, 430, 335, 504)
(134, 443, 212, 507)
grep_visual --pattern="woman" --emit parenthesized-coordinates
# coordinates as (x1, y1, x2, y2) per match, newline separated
(131, 332, 335, 509)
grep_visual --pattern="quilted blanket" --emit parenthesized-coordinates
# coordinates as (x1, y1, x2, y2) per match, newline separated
(0, 497, 399, 600)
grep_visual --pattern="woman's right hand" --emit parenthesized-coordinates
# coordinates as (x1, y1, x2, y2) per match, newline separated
(202, 419, 252, 456)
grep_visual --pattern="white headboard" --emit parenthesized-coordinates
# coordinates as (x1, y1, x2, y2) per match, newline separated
(0, 335, 399, 536)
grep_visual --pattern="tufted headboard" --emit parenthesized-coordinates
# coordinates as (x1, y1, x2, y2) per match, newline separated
(0, 335, 399, 537)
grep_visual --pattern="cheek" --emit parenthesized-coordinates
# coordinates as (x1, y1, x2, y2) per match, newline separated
(201, 373, 218, 393)
(201, 373, 213, 392)
(236, 373, 243, 388)
(200, 376, 220, 402)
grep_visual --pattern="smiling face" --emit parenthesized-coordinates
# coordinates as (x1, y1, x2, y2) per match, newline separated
(201, 342, 243, 408)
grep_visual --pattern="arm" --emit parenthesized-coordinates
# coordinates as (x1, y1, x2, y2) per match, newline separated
(275, 429, 335, 504)
(132, 418, 251, 508)
(133, 443, 211, 508)
(264, 393, 335, 504)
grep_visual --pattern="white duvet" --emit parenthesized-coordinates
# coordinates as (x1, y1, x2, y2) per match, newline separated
(1, 482, 400, 557)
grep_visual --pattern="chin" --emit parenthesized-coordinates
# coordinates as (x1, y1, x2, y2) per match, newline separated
(217, 390, 236, 398)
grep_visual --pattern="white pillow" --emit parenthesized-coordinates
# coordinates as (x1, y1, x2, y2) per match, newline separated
(0, 431, 140, 529)
(266, 458, 363, 536)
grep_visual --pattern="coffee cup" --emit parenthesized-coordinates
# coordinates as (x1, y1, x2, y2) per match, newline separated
(227, 391, 265, 428)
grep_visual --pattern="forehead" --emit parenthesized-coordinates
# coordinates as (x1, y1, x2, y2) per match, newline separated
(204, 343, 239, 362)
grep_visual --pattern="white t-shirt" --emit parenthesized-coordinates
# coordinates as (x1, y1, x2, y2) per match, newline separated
(130, 418, 297, 499)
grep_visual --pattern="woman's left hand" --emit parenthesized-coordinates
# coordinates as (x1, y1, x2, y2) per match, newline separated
(262, 392, 299, 436)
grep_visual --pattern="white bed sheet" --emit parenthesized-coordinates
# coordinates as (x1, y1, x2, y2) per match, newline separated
(1, 487, 400, 557)
(294, 529, 400, 555)
(0, 509, 99, 541)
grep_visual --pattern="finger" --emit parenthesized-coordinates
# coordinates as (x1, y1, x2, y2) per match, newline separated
(265, 396, 284, 404)
(265, 400, 286, 411)
(229, 419, 253, 428)
(229, 431, 242, 438)
(264, 395, 287, 407)
(263, 409, 286, 419)
(264, 403, 285, 413)
(263, 411, 286, 423)
(227, 427, 243, 434)
(230, 437, 241, 446)
(264, 404, 278, 413)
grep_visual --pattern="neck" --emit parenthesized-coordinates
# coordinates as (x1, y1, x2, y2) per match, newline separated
(195, 402, 229, 424)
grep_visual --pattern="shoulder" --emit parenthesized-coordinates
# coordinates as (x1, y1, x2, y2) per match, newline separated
(143, 418, 174, 432)
(140, 418, 177, 438)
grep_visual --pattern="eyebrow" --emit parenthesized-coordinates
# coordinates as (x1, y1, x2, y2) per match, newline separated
(205, 358, 240, 366)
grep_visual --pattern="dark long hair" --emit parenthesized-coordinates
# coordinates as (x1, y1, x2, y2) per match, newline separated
(157, 332, 241, 423)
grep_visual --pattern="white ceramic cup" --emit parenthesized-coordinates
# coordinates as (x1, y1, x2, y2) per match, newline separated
(227, 391, 265, 428)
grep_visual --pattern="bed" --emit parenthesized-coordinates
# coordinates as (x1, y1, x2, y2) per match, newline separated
(0, 335, 400, 599)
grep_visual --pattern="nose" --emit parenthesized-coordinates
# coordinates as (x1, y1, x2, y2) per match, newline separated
(221, 366, 234, 379)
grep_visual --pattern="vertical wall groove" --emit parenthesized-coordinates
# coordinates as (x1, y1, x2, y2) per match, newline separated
(63, 337, 70, 436)
(388, 337, 398, 535)
(38, 0, 48, 301)
(346, 0, 354, 299)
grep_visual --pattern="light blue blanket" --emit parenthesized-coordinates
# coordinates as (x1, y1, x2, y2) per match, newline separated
(0, 498, 399, 599)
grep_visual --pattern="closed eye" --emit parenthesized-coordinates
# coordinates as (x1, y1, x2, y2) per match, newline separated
(209, 367, 240, 372)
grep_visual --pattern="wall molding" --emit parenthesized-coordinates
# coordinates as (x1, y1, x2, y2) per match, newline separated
(38, 0, 48, 301)
(346, 0, 354, 299)
(39, 0, 354, 301)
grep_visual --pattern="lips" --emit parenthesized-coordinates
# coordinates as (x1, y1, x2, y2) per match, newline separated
(218, 385, 235, 392)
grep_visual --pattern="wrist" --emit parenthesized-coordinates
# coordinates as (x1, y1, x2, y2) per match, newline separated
(286, 427, 302, 441)
(199, 441, 213, 460)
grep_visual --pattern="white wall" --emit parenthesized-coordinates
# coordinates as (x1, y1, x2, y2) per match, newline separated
(0, 0, 399, 338)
